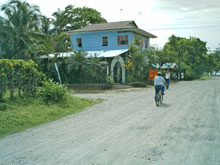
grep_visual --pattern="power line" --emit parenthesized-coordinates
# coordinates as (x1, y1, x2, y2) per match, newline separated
(146, 25, 220, 30)
(164, 20, 220, 26)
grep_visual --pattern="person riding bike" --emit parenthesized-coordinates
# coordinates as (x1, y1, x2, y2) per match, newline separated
(154, 72, 166, 101)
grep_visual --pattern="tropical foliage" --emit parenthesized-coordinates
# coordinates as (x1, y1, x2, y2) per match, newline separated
(38, 79, 67, 103)
(52, 5, 107, 33)
(0, 0, 42, 59)
(164, 35, 209, 79)
(0, 59, 44, 101)
(0, 0, 220, 85)
(66, 51, 106, 84)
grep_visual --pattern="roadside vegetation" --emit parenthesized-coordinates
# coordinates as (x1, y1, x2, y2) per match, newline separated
(0, 59, 102, 138)
(199, 74, 212, 80)
(0, 92, 101, 138)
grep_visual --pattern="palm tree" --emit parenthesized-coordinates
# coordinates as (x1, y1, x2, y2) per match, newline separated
(0, 0, 42, 59)
(87, 55, 106, 83)
(67, 50, 89, 84)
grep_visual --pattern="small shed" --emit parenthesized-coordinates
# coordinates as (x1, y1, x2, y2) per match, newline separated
(153, 63, 177, 71)
(152, 63, 178, 79)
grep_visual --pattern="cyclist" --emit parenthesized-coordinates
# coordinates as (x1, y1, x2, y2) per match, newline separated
(154, 72, 166, 101)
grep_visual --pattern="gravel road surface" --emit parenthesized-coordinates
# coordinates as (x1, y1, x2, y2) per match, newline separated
(0, 78, 220, 165)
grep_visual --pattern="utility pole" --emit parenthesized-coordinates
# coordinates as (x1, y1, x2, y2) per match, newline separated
(54, 62, 62, 85)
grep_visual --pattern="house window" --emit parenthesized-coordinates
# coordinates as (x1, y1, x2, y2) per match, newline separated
(141, 39, 144, 48)
(77, 38, 82, 47)
(102, 36, 108, 46)
(117, 35, 128, 45)
(145, 39, 148, 48)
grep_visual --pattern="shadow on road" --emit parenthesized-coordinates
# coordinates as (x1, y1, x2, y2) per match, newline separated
(158, 103, 171, 108)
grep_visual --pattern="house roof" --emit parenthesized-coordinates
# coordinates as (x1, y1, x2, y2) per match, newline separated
(153, 63, 177, 69)
(68, 21, 157, 38)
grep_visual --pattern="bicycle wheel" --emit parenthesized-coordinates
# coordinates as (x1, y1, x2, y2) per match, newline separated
(156, 97, 159, 106)
(156, 91, 161, 106)
(160, 95, 163, 104)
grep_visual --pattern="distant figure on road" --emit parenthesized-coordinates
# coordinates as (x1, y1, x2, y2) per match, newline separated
(165, 71, 170, 89)
(154, 72, 166, 101)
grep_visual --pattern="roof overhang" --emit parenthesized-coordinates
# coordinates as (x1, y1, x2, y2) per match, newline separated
(40, 52, 73, 58)
(87, 49, 129, 58)
(40, 49, 129, 59)
(133, 29, 157, 38)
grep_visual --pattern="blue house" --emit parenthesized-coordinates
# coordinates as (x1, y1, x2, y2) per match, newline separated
(68, 21, 157, 83)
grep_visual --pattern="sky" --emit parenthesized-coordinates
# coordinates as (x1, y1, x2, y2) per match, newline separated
(0, 0, 220, 51)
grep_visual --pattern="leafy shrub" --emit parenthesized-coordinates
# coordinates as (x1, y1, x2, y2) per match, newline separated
(106, 75, 114, 84)
(0, 59, 44, 100)
(0, 103, 11, 111)
(102, 75, 114, 89)
(184, 69, 196, 80)
(38, 79, 67, 103)
(200, 74, 211, 80)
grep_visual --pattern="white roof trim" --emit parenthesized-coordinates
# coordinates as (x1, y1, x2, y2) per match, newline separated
(87, 49, 129, 58)
(40, 49, 129, 58)
(40, 52, 74, 58)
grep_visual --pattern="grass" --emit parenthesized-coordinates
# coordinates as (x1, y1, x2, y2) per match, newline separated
(199, 74, 212, 80)
(0, 93, 102, 138)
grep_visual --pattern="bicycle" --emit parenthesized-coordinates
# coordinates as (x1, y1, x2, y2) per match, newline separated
(156, 89, 163, 106)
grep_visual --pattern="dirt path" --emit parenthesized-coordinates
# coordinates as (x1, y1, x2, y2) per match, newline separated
(0, 78, 220, 165)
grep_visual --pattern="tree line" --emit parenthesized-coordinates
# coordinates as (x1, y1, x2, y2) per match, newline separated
(0, 0, 106, 60)
(0, 0, 220, 84)
(147, 35, 220, 80)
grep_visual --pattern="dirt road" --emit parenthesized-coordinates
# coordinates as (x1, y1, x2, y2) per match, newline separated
(0, 78, 220, 165)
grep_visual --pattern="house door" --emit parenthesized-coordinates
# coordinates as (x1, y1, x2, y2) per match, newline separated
(113, 62, 122, 83)
(111, 56, 125, 84)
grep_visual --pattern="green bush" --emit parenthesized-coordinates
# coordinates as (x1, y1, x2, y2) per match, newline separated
(106, 75, 114, 84)
(200, 74, 211, 80)
(38, 79, 67, 103)
(0, 59, 44, 100)
(0, 103, 11, 111)
(102, 75, 114, 89)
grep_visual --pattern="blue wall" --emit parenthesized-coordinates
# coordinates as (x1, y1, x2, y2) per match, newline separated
(70, 30, 149, 51)
(132, 33, 150, 51)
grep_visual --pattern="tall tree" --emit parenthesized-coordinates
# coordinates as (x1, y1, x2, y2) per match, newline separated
(164, 35, 208, 80)
(147, 46, 174, 67)
(210, 44, 220, 74)
(52, 5, 107, 33)
(0, 0, 42, 59)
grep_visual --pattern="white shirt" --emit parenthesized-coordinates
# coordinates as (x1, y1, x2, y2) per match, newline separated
(154, 76, 165, 86)
(165, 73, 170, 79)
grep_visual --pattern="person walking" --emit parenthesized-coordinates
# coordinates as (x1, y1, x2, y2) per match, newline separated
(165, 71, 170, 89)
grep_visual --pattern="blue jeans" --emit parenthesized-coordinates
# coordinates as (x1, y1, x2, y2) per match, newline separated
(154, 85, 165, 101)
(165, 78, 170, 89)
